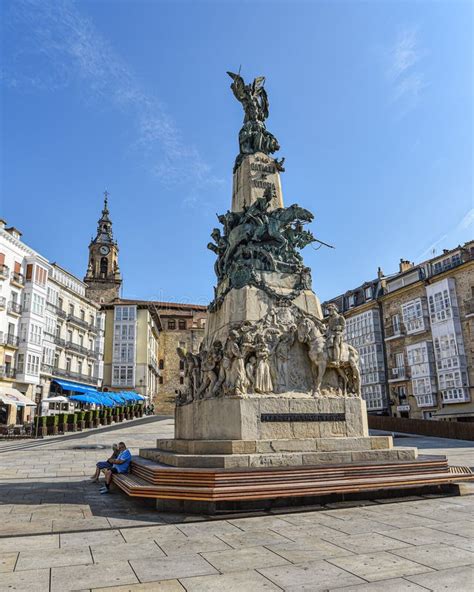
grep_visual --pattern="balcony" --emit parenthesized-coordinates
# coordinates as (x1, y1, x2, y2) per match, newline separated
(0, 296, 6, 309)
(41, 363, 53, 375)
(7, 301, 22, 316)
(388, 367, 408, 382)
(442, 388, 471, 404)
(67, 314, 89, 329)
(384, 324, 405, 341)
(1, 333, 20, 348)
(0, 264, 10, 279)
(10, 271, 25, 287)
(0, 366, 16, 379)
(56, 307, 67, 319)
(66, 341, 89, 356)
(88, 323, 99, 334)
(52, 367, 98, 385)
(54, 336, 66, 348)
(414, 393, 437, 408)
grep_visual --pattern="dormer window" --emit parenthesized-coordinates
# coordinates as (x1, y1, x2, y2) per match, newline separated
(365, 287, 372, 299)
(348, 295, 356, 307)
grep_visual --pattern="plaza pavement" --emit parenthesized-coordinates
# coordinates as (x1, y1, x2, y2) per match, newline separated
(0, 416, 473, 591)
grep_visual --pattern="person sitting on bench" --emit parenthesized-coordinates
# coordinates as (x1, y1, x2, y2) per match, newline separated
(90, 443, 119, 482)
(100, 442, 131, 494)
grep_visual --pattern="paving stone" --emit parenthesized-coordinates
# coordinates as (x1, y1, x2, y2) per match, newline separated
(60, 528, 124, 548)
(0, 533, 59, 553)
(266, 537, 355, 562)
(181, 570, 282, 591)
(406, 564, 474, 591)
(91, 540, 166, 563)
(390, 543, 474, 570)
(328, 551, 433, 582)
(258, 559, 366, 591)
(51, 561, 139, 592)
(428, 520, 474, 539)
(328, 577, 430, 591)
(380, 526, 472, 547)
(177, 521, 242, 537)
(130, 554, 219, 582)
(0, 552, 17, 572)
(52, 517, 112, 532)
(0, 567, 50, 592)
(228, 516, 295, 531)
(16, 546, 93, 570)
(216, 528, 293, 549)
(158, 535, 232, 556)
(92, 581, 185, 592)
(106, 515, 167, 528)
(202, 545, 291, 572)
(120, 524, 188, 544)
(325, 532, 412, 554)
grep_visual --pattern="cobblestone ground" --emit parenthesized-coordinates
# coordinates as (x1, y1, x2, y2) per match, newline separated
(0, 417, 473, 591)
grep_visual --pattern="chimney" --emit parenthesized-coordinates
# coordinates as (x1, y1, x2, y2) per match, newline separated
(0, 219, 6, 230)
(399, 258, 414, 273)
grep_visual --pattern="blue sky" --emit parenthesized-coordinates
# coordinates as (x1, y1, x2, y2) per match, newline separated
(1, 0, 472, 305)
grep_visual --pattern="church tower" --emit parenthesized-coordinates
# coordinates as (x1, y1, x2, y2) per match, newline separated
(84, 192, 122, 303)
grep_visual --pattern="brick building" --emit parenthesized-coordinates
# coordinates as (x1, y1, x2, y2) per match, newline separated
(154, 302, 207, 414)
(323, 240, 474, 421)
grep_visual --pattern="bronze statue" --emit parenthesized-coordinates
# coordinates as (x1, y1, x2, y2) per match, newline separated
(227, 71, 280, 169)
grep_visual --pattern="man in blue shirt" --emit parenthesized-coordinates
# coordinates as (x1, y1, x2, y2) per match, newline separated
(100, 441, 132, 494)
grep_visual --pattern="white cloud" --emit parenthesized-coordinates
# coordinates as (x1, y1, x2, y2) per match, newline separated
(385, 26, 427, 114)
(2, 0, 222, 191)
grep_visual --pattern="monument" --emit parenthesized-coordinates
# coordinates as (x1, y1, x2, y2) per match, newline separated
(117, 73, 473, 512)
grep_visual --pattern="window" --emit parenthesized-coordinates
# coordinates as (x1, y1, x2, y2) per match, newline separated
(113, 342, 134, 363)
(402, 299, 424, 333)
(26, 264, 33, 281)
(168, 319, 176, 330)
(67, 330, 73, 343)
(115, 306, 136, 321)
(179, 376, 184, 385)
(100, 257, 108, 276)
(66, 358, 71, 372)
(112, 365, 134, 386)
(392, 314, 400, 333)
(412, 377, 432, 396)
(17, 354, 24, 373)
(35, 266, 47, 286)
(26, 354, 39, 375)
(28, 323, 42, 345)
(69, 303, 74, 316)
(365, 287, 372, 299)
(77, 361, 83, 376)
(88, 365, 93, 376)
(159, 359, 164, 369)
(159, 376, 163, 384)
(348, 295, 355, 307)
(178, 319, 186, 330)
(395, 352, 404, 368)
(80, 309, 85, 320)
(429, 289, 451, 322)
(79, 334, 84, 347)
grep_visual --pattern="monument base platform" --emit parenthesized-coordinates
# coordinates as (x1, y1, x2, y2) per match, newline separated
(112, 454, 474, 514)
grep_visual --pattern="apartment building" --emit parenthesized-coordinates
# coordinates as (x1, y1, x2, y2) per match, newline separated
(323, 240, 474, 421)
(101, 299, 161, 404)
(0, 220, 105, 426)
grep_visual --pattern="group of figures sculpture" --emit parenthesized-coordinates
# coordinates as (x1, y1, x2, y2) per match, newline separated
(176, 71, 360, 405)
(176, 303, 361, 406)
(208, 188, 316, 309)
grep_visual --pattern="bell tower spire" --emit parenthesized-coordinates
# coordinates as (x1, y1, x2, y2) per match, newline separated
(84, 191, 122, 304)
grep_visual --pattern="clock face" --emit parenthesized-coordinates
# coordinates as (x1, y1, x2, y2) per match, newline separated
(99, 245, 110, 255)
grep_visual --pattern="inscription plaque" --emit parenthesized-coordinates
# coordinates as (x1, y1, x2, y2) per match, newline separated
(261, 413, 346, 423)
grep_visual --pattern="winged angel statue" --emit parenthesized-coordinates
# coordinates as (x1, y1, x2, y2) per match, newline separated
(227, 71, 280, 169)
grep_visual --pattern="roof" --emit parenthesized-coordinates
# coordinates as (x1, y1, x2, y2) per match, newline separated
(153, 301, 207, 312)
(432, 402, 474, 418)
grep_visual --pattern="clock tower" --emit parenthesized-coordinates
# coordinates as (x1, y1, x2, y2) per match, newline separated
(84, 192, 122, 303)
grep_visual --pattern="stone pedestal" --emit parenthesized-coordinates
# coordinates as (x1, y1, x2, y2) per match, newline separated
(232, 153, 283, 212)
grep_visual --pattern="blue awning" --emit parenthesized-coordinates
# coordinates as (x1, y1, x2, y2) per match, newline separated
(52, 379, 98, 395)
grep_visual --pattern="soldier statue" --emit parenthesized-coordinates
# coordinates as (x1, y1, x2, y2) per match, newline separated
(325, 303, 345, 364)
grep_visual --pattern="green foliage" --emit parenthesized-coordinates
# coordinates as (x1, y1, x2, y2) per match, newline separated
(67, 413, 77, 424)
(46, 415, 59, 426)
(34, 416, 47, 428)
(58, 413, 67, 425)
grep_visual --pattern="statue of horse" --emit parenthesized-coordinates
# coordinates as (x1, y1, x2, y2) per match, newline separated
(297, 317, 361, 396)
